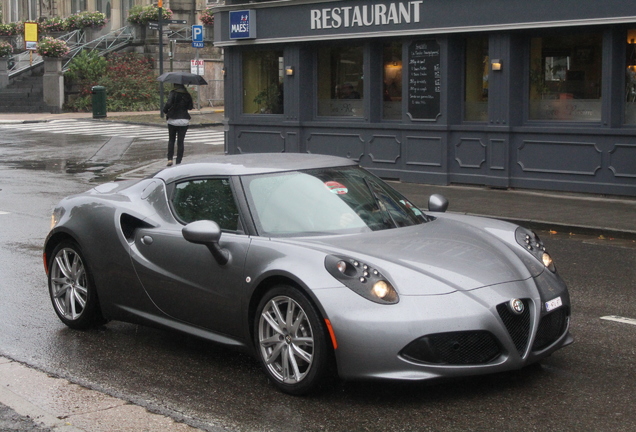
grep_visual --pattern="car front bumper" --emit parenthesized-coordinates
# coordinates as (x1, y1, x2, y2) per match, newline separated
(314, 270, 572, 381)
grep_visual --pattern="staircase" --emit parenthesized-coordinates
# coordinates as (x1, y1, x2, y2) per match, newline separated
(0, 65, 53, 113)
(0, 27, 134, 113)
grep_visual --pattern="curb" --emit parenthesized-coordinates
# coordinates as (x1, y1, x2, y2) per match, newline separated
(460, 213, 636, 241)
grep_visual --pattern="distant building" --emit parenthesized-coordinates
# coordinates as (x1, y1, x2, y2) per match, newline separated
(214, 0, 636, 197)
(0, 0, 212, 30)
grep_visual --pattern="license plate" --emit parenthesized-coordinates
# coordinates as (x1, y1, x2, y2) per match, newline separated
(545, 296, 563, 312)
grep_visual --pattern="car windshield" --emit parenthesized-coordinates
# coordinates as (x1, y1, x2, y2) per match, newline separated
(242, 166, 430, 237)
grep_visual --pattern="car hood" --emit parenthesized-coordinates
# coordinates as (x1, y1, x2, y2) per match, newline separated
(279, 218, 534, 295)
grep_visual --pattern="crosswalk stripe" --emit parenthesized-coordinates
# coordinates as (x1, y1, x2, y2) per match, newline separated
(0, 120, 224, 146)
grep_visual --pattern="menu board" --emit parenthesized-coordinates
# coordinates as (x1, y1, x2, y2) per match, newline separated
(407, 40, 441, 121)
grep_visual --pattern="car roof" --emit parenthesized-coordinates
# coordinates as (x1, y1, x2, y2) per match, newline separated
(154, 153, 358, 183)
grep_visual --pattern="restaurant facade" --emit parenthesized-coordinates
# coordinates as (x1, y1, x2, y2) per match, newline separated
(213, 0, 636, 196)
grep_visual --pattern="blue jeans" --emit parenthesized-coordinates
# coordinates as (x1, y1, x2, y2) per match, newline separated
(167, 124, 188, 163)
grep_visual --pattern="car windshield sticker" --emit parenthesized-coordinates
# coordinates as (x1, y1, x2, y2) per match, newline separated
(400, 199, 423, 216)
(325, 181, 348, 195)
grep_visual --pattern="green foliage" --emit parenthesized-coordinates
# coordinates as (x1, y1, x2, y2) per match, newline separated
(64, 52, 161, 112)
(64, 50, 107, 87)
(127, 5, 173, 25)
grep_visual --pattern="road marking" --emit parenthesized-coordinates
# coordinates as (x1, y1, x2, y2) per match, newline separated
(0, 211, 9, 215)
(601, 316, 636, 326)
(0, 120, 224, 146)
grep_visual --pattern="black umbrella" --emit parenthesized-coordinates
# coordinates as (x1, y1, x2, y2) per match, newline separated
(157, 71, 208, 85)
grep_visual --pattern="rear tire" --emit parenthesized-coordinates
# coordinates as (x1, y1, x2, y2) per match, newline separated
(254, 285, 333, 395)
(48, 241, 106, 330)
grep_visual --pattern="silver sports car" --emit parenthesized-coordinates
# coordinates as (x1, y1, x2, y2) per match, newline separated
(44, 153, 572, 394)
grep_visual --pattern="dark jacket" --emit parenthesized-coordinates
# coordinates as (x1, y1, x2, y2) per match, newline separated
(163, 87, 194, 120)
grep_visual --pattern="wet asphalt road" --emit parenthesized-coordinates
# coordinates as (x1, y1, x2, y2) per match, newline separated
(0, 125, 635, 431)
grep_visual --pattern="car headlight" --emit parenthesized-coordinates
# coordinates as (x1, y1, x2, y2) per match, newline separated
(324, 255, 399, 304)
(49, 208, 64, 231)
(515, 228, 556, 272)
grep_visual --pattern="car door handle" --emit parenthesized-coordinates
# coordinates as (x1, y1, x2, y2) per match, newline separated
(141, 235, 154, 245)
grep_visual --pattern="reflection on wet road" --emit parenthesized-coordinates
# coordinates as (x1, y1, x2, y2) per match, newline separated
(0, 119, 224, 146)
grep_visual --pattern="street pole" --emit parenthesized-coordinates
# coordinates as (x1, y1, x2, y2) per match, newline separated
(196, 49, 201, 110)
(158, 0, 165, 118)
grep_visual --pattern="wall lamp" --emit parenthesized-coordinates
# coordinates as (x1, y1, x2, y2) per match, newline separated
(491, 59, 503, 71)
(285, 66, 294, 76)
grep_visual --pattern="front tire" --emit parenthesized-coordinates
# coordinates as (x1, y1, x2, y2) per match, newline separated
(48, 241, 106, 329)
(254, 285, 332, 395)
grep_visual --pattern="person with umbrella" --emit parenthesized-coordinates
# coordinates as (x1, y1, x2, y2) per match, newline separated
(158, 72, 206, 166)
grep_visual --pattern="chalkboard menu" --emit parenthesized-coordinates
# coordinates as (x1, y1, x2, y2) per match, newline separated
(407, 40, 441, 121)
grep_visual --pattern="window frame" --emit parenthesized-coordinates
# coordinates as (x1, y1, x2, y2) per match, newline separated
(167, 176, 245, 234)
(315, 42, 367, 120)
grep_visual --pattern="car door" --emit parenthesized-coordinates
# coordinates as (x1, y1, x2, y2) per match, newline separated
(129, 177, 250, 338)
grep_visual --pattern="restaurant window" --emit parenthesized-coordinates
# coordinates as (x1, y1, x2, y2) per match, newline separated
(243, 50, 284, 115)
(626, 29, 636, 124)
(529, 32, 602, 121)
(464, 36, 489, 121)
(383, 43, 403, 120)
(317, 45, 364, 117)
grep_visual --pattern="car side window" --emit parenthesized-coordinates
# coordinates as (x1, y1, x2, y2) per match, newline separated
(171, 178, 240, 231)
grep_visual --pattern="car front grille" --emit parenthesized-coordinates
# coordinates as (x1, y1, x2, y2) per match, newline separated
(496, 299, 531, 356)
(400, 331, 501, 365)
(532, 308, 569, 351)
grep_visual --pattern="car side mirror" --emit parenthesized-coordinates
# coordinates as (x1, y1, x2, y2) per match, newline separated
(182, 220, 230, 265)
(428, 194, 449, 213)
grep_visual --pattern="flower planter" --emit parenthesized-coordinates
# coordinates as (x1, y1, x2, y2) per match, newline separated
(44, 31, 68, 38)
(84, 24, 110, 41)
(43, 57, 63, 73)
(0, 57, 9, 89)
(204, 25, 214, 41)
(132, 24, 146, 43)
(43, 57, 64, 110)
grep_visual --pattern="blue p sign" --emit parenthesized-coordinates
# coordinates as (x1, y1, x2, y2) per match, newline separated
(192, 25, 204, 48)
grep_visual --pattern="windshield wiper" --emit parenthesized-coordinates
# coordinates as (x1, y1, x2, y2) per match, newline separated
(363, 177, 398, 228)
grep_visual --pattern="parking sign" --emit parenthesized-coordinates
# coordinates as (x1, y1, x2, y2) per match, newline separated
(192, 25, 204, 48)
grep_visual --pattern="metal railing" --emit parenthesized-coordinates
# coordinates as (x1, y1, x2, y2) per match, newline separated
(8, 30, 84, 77)
(7, 26, 134, 78)
(63, 26, 134, 70)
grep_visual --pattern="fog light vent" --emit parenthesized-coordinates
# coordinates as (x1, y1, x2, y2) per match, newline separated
(400, 331, 501, 365)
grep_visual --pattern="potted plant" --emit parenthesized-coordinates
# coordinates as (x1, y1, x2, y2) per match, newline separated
(127, 5, 173, 42)
(199, 8, 214, 26)
(0, 22, 20, 37)
(0, 22, 22, 48)
(39, 16, 67, 35)
(0, 40, 12, 88)
(127, 5, 173, 25)
(37, 36, 70, 58)
(0, 40, 13, 58)
(65, 11, 107, 31)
